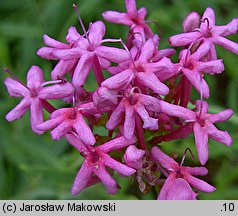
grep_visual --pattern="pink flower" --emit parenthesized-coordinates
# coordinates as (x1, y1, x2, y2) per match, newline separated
(35, 102, 106, 145)
(101, 38, 176, 95)
(169, 8, 238, 59)
(151, 146, 215, 200)
(178, 42, 224, 98)
(38, 22, 129, 88)
(124, 145, 145, 169)
(159, 100, 233, 165)
(37, 27, 82, 80)
(71, 136, 136, 195)
(106, 90, 161, 139)
(102, 0, 153, 42)
(4, 66, 74, 134)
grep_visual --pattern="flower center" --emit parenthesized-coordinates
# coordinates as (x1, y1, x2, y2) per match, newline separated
(30, 89, 38, 98)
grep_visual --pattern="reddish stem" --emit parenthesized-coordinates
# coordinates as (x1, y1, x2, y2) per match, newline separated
(92, 55, 104, 86)
(42, 100, 56, 113)
(135, 114, 146, 150)
(180, 76, 192, 108)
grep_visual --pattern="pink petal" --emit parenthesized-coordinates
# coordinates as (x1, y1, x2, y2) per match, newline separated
(27, 66, 44, 89)
(152, 48, 176, 62)
(136, 72, 169, 95)
(193, 122, 209, 165)
(195, 100, 209, 113)
(124, 145, 145, 170)
(151, 146, 178, 170)
(160, 100, 196, 120)
(186, 174, 216, 192)
(50, 121, 72, 140)
(201, 7, 216, 29)
(182, 12, 201, 32)
(37, 47, 59, 60)
(43, 34, 68, 48)
(213, 18, 238, 36)
(35, 117, 63, 132)
(124, 106, 136, 139)
(138, 7, 147, 20)
(165, 178, 197, 200)
(103, 154, 136, 176)
(207, 124, 232, 146)
(135, 103, 158, 130)
(186, 167, 208, 176)
(89, 21, 105, 48)
(169, 32, 201, 46)
(198, 59, 224, 74)
(144, 57, 177, 82)
(210, 109, 233, 123)
(106, 99, 126, 130)
(125, 0, 137, 15)
(4, 78, 28, 97)
(97, 136, 136, 153)
(72, 53, 94, 87)
(93, 87, 118, 109)
(53, 47, 85, 60)
(102, 11, 133, 26)
(39, 82, 74, 100)
(95, 46, 130, 63)
(51, 59, 77, 80)
(101, 69, 134, 90)
(74, 114, 96, 146)
(49, 107, 70, 119)
(137, 39, 155, 62)
(64, 133, 88, 152)
(208, 43, 217, 60)
(138, 94, 161, 112)
(183, 68, 210, 98)
(66, 26, 81, 43)
(93, 165, 117, 194)
(5, 97, 30, 122)
(98, 57, 111, 69)
(30, 98, 44, 134)
(71, 161, 93, 195)
(190, 40, 211, 60)
(158, 174, 176, 200)
(213, 36, 238, 55)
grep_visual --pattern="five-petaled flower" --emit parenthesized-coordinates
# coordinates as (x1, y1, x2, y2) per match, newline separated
(71, 136, 136, 195)
(4, 66, 74, 134)
(151, 146, 216, 200)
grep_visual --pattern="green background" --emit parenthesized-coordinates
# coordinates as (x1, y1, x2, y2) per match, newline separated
(0, 0, 238, 199)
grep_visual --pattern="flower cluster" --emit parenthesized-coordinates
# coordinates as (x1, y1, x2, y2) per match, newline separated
(4, 0, 238, 199)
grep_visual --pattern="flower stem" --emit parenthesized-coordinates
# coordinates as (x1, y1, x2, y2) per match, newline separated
(92, 55, 104, 86)
(135, 114, 146, 150)
(42, 100, 56, 113)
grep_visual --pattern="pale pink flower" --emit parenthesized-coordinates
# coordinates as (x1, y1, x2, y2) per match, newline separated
(4, 66, 74, 134)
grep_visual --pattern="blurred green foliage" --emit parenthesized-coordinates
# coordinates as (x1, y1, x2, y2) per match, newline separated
(0, 0, 238, 200)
